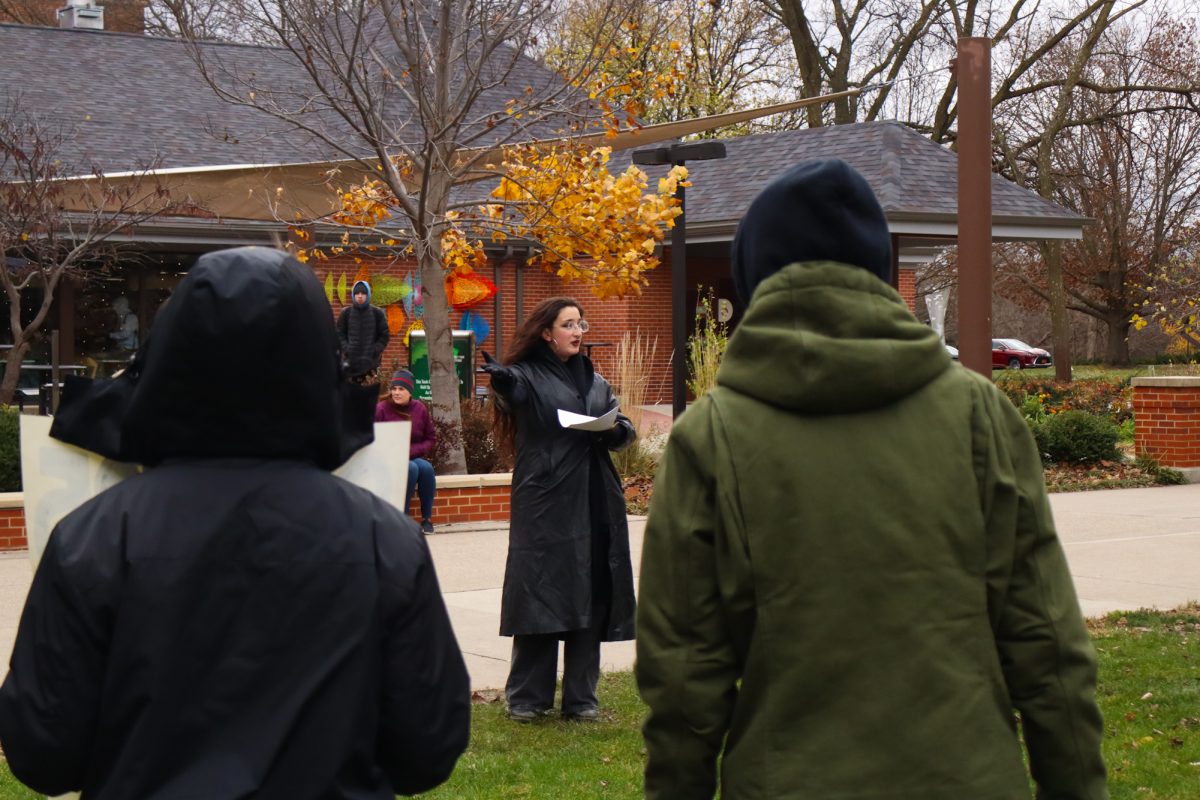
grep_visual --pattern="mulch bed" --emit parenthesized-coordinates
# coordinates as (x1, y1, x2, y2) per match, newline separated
(623, 476, 654, 516)
(1043, 460, 1171, 493)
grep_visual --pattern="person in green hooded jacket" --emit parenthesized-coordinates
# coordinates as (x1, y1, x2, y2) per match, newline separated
(635, 159, 1107, 800)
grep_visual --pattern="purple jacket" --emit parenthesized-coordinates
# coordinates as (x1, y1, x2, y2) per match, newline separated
(375, 398, 436, 460)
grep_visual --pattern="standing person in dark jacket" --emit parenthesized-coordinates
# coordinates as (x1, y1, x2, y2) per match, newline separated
(338, 279, 390, 384)
(636, 160, 1107, 800)
(0, 247, 470, 799)
(376, 369, 438, 534)
(480, 297, 636, 723)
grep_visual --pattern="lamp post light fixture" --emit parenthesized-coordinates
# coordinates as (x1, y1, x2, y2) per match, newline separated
(632, 140, 727, 418)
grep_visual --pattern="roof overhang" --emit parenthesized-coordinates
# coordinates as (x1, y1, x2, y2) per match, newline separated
(683, 212, 1088, 250)
(886, 211, 1090, 242)
(35, 89, 875, 222)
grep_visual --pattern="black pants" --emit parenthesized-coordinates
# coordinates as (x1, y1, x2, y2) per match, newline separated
(505, 625, 602, 713)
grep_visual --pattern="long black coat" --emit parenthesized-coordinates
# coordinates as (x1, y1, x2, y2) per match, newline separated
(495, 347, 637, 640)
(0, 248, 470, 799)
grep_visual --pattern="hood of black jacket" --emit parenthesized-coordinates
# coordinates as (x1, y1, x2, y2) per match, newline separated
(50, 247, 377, 469)
(717, 261, 951, 414)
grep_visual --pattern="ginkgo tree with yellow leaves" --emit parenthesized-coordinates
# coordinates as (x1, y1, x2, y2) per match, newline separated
(164, 0, 690, 473)
(323, 142, 688, 300)
(1132, 238, 1200, 353)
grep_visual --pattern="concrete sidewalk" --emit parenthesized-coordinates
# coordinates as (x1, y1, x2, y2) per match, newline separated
(3, 483, 1199, 690)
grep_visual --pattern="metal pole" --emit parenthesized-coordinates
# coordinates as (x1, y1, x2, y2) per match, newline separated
(889, 233, 900, 290)
(50, 329, 60, 416)
(514, 250, 525, 337)
(956, 37, 993, 376)
(493, 251, 504, 361)
(672, 168, 687, 419)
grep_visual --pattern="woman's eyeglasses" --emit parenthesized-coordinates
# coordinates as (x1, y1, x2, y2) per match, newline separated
(562, 320, 589, 333)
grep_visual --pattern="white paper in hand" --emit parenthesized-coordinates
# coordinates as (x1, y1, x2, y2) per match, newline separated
(557, 406, 619, 432)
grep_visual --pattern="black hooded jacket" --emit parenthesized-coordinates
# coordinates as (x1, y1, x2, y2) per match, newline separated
(337, 280, 390, 377)
(0, 247, 470, 799)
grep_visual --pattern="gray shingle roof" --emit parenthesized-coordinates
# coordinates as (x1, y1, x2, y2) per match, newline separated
(1, 23, 332, 172)
(2, 23, 1080, 235)
(0, 21, 573, 175)
(611, 120, 1085, 229)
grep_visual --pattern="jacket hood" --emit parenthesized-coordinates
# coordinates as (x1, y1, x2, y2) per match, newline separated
(731, 159, 891, 305)
(352, 280, 371, 305)
(51, 247, 377, 469)
(717, 262, 950, 414)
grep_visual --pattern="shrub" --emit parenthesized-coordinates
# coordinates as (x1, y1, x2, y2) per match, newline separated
(1117, 417, 1135, 444)
(686, 288, 728, 401)
(427, 412, 463, 475)
(1033, 410, 1120, 464)
(1018, 391, 1050, 425)
(611, 330, 660, 482)
(459, 396, 512, 474)
(0, 406, 19, 492)
(995, 375, 1132, 425)
(1134, 456, 1188, 485)
(422, 395, 512, 475)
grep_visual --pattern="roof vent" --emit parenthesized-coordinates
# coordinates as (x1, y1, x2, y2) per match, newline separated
(58, 0, 105, 30)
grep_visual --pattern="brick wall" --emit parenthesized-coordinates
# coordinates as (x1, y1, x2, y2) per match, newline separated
(406, 482, 511, 524)
(314, 249, 918, 409)
(315, 252, 675, 404)
(0, 506, 26, 552)
(1132, 378, 1200, 468)
(0, 476, 514, 552)
(898, 267, 917, 313)
(317, 253, 424, 377)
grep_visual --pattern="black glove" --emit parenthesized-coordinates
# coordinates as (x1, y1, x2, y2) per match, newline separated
(593, 420, 631, 450)
(480, 350, 515, 393)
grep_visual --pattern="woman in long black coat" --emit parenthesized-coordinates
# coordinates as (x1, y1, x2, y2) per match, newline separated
(482, 297, 636, 722)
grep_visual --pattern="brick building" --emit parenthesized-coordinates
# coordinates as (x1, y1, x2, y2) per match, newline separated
(1, 13, 1088, 408)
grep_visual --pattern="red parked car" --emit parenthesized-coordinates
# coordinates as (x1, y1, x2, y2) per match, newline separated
(992, 338, 1053, 370)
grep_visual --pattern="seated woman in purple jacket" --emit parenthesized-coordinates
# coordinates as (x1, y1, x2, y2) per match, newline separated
(375, 370, 437, 534)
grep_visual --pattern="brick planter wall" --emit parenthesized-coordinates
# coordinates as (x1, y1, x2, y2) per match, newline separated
(0, 497, 25, 552)
(1132, 377, 1200, 470)
(0, 475, 512, 553)
(405, 473, 512, 525)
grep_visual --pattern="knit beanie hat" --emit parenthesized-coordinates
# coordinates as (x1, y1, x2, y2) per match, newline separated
(391, 370, 415, 392)
(731, 158, 892, 305)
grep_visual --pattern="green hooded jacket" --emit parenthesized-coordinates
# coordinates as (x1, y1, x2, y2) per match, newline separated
(636, 262, 1106, 800)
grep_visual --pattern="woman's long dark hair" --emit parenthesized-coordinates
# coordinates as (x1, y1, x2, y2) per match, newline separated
(492, 296, 583, 447)
(502, 296, 582, 366)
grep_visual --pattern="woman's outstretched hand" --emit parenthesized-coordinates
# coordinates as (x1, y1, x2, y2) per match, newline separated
(480, 351, 515, 392)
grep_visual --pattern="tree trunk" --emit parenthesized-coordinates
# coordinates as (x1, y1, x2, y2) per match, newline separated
(419, 247, 468, 475)
(0, 341, 31, 407)
(1043, 241, 1074, 382)
(776, 1, 826, 128)
(1105, 314, 1131, 365)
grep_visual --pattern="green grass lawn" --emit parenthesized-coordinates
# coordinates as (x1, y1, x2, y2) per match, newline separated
(3, 605, 1198, 799)
(998, 363, 1200, 383)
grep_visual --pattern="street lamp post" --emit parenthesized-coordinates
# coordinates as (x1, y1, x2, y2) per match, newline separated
(632, 141, 726, 418)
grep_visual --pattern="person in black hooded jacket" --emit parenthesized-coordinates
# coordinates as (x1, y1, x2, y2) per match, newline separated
(481, 297, 637, 723)
(0, 247, 470, 799)
(337, 279, 390, 383)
